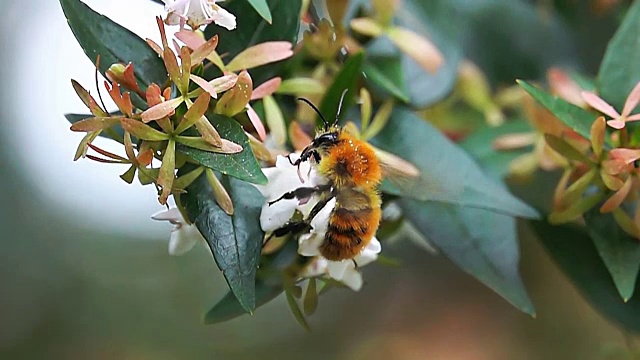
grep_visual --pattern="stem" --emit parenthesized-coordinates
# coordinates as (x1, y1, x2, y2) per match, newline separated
(621, 127, 629, 147)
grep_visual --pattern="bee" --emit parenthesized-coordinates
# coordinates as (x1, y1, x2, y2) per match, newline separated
(268, 93, 401, 261)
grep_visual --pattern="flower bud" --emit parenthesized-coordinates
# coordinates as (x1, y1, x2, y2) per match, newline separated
(206, 169, 234, 215)
(106, 63, 143, 97)
(215, 70, 253, 117)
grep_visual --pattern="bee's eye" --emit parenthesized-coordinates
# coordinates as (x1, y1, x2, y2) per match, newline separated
(316, 132, 338, 146)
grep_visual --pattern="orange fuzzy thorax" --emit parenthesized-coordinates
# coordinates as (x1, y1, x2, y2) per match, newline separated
(318, 132, 382, 189)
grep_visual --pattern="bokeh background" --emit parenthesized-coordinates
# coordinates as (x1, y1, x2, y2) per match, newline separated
(0, 0, 636, 359)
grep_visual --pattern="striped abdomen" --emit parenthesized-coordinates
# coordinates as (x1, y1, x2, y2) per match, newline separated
(319, 189, 382, 261)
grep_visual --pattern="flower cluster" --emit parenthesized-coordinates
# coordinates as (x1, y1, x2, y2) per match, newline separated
(541, 81, 640, 238)
(162, 0, 236, 30)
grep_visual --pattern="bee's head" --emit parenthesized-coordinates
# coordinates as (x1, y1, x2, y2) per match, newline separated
(295, 91, 348, 163)
(298, 129, 339, 163)
(313, 130, 340, 147)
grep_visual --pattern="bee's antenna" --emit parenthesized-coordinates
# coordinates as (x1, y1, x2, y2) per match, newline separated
(333, 89, 348, 127)
(297, 97, 330, 130)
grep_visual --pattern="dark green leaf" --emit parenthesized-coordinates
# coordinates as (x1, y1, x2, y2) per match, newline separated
(363, 55, 410, 103)
(392, 1, 462, 107)
(177, 114, 267, 185)
(205, 0, 301, 84)
(544, 134, 592, 163)
(448, 0, 576, 86)
(518, 80, 600, 143)
(183, 174, 265, 313)
(531, 221, 640, 333)
(60, 0, 166, 90)
(460, 119, 532, 182)
(584, 209, 640, 301)
(246, 0, 272, 23)
(401, 200, 535, 315)
(598, 0, 640, 110)
(285, 286, 310, 331)
(65, 112, 126, 144)
(204, 279, 283, 324)
(318, 52, 364, 127)
(373, 107, 539, 219)
(391, 0, 576, 106)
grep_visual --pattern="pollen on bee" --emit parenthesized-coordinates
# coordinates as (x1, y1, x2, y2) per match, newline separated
(318, 132, 382, 187)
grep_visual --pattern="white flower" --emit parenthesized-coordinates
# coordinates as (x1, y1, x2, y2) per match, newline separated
(256, 154, 382, 291)
(151, 207, 205, 256)
(254, 154, 325, 232)
(163, 0, 237, 30)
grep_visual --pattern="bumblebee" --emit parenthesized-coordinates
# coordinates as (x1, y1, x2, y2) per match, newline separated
(268, 95, 383, 261)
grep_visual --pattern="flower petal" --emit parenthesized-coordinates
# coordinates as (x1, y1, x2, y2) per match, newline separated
(600, 177, 633, 213)
(622, 81, 640, 117)
(298, 233, 323, 257)
(226, 42, 293, 72)
(301, 258, 329, 278)
(354, 237, 381, 267)
(606, 119, 626, 129)
(260, 201, 297, 232)
(609, 148, 640, 164)
(581, 91, 621, 119)
(339, 268, 363, 291)
(169, 224, 201, 255)
(247, 105, 267, 141)
(326, 260, 350, 280)
(210, 5, 236, 30)
(251, 77, 282, 100)
(151, 207, 182, 222)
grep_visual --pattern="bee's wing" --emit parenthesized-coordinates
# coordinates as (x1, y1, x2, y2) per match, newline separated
(374, 147, 463, 202)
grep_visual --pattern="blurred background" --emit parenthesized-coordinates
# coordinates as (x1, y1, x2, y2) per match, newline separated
(0, 0, 636, 359)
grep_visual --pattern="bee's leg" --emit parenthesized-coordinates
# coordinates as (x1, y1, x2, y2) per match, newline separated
(268, 184, 332, 206)
(299, 150, 320, 183)
(265, 221, 310, 241)
(351, 259, 359, 269)
(304, 191, 336, 222)
(286, 153, 299, 166)
(265, 190, 336, 245)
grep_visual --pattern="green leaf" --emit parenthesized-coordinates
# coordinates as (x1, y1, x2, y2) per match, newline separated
(447, 0, 576, 85)
(205, 0, 301, 84)
(373, 107, 539, 219)
(204, 279, 283, 324)
(60, 0, 166, 90)
(584, 209, 640, 301)
(285, 285, 310, 331)
(177, 114, 267, 185)
(391, 1, 462, 107)
(318, 52, 364, 127)
(204, 239, 299, 324)
(531, 221, 640, 333)
(597, 0, 640, 110)
(183, 174, 265, 314)
(246, 0, 273, 23)
(459, 119, 533, 182)
(543, 134, 593, 164)
(518, 80, 600, 143)
(400, 200, 535, 315)
(363, 55, 410, 103)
